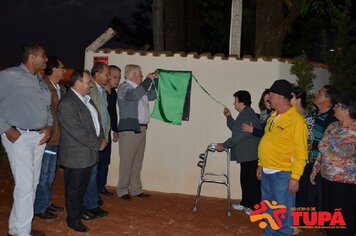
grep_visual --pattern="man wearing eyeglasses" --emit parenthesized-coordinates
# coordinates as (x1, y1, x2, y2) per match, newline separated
(257, 79, 308, 236)
(34, 56, 65, 220)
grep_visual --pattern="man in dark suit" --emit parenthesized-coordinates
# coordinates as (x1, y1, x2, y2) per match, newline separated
(57, 70, 107, 232)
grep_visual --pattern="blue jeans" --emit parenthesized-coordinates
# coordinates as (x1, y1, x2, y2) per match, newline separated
(261, 171, 295, 236)
(83, 163, 99, 210)
(34, 145, 58, 214)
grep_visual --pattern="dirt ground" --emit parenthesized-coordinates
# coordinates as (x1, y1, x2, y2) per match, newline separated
(0, 156, 323, 236)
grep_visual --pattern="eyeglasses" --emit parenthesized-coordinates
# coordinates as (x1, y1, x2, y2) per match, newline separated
(334, 103, 346, 109)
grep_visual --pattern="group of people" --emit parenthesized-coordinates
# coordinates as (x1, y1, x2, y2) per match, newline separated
(0, 43, 157, 235)
(0, 43, 354, 236)
(216, 80, 355, 236)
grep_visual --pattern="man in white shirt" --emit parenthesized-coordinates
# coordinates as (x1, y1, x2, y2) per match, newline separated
(57, 70, 106, 232)
(117, 64, 157, 200)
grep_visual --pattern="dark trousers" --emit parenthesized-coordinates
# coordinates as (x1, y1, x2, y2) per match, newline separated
(296, 163, 323, 210)
(97, 140, 111, 193)
(64, 166, 92, 227)
(83, 164, 99, 209)
(239, 160, 261, 209)
(322, 178, 356, 236)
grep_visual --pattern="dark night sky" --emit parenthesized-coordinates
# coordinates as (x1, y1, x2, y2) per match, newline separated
(1, 1, 355, 70)
(0, 0, 138, 69)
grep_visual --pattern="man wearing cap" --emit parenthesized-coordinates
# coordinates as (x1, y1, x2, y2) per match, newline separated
(257, 79, 308, 236)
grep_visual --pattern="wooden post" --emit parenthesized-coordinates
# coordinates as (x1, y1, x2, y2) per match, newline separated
(152, 0, 164, 50)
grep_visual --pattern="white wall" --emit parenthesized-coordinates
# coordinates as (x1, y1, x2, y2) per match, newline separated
(85, 50, 329, 199)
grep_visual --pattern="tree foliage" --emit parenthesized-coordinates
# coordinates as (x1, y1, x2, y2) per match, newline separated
(111, 0, 153, 49)
(131, 0, 153, 48)
(290, 53, 316, 112)
(188, 0, 231, 54)
(255, 0, 355, 58)
(321, 0, 356, 95)
(110, 0, 355, 70)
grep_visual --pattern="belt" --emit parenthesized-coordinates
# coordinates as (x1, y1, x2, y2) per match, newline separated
(12, 126, 42, 132)
(139, 124, 148, 128)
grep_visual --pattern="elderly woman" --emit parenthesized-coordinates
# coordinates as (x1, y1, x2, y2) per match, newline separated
(291, 87, 315, 235)
(216, 90, 261, 215)
(310, 95, 356, 236)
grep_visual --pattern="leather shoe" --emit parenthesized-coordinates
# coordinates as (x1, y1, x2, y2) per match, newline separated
(81, 210, 96, 220)
(8, 229, 45, 236)
(98, 194, 104, 206)
(136, 192, 150, 198)
(100, 187, 114, 196)
(30, 229, 46, 236)
(35, 209, 57, 219)
(46, 203, 64, 212)
(120, 194, 131, 200)
(87, 207, 108, 217)
(98, 198, 104, 206)
(68, 221, 89, 232)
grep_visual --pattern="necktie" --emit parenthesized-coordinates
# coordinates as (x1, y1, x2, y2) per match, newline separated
(99, 87, 108, 130)
(84, 96, 90, 104)
(56, 85, 61, 100)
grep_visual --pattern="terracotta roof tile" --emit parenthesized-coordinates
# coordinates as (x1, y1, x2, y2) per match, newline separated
(88, 48, 327, 68)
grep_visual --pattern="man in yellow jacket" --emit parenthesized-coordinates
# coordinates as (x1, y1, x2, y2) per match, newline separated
(257, 79, 307, 236)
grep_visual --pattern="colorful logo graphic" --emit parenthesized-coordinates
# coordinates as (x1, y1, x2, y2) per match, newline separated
(249, 200, 287, 230)
(249, 200, 347, 231)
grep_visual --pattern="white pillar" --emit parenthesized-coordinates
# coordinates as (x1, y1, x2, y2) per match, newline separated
(229, 0, 242, 56)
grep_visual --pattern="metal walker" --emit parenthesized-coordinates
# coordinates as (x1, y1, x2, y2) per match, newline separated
(193, 143, 232, 216)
